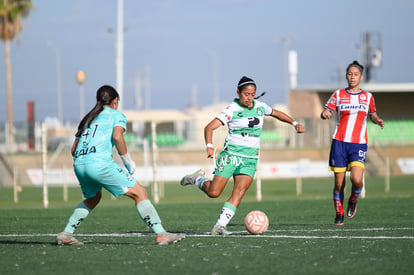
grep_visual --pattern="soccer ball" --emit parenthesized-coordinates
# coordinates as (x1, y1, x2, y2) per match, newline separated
(244, 210, 269, 235)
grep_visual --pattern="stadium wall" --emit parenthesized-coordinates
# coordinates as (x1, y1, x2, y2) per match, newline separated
(2, 146, 413, 187)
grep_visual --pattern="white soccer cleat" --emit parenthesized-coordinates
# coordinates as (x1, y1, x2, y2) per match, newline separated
(180, 169, 205, 186)
(56, 232, 84, 245)
(211, 225, 232, 236)
(156, 232, 186, 245)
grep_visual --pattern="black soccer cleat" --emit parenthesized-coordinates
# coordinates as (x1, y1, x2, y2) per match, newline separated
(334, 214, 344, 225)
(346, 200, 358, 219)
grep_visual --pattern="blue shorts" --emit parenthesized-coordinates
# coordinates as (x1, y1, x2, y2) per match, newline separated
(328, 139, 367, 172)
(74, 161, 136, 198)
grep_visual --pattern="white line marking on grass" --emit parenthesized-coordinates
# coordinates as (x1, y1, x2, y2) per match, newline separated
(0, 229, 413, 240)
(267, 227, 414, 233)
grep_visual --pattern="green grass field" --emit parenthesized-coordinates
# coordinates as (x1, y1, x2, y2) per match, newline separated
(0, 176, 413, 275)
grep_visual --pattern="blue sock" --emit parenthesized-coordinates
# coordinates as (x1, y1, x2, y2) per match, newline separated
(136, 200, 165, 234)
(333, 190, 344, 201)
(64, 201, 91, 234)
(350, 186, 363, 202)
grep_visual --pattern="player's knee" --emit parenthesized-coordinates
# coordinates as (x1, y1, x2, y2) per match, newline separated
(126, 183, 148, 201)
(84, 191, 102, 209)
(206, 189, 222, 198)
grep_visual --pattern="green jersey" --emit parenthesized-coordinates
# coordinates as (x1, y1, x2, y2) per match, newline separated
(216, 99, 273, 159)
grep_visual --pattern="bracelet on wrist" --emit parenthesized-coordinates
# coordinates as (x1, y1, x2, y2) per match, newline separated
(206, 143, 214, 148)
(292, 121, 298, 127)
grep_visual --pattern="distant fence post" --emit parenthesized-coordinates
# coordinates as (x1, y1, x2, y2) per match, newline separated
(361, 174, 366, 199)
(13, 166, 18, 203)
(63, 167, 68, 202)
(256, 159, 262, 201)
(151, 121, 160, 204)
(385, 157, 390, 193)
(296, 159, 305, 195)
(42, 123, 49, 209)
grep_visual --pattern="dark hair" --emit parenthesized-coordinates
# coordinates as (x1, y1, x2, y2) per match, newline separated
(347, 60, 364, 74)
(75, 85, 119, 137)
(237, 76, 256, 91)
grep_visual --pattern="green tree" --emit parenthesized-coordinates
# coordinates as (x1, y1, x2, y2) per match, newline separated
(0, 0, 32, 146)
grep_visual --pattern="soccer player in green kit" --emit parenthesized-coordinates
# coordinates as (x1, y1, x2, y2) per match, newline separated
(56, 85, 185, 245)
(181, 76, 305, 235)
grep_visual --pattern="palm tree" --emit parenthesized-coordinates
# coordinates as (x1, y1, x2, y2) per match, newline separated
(0, 0, 32, 146)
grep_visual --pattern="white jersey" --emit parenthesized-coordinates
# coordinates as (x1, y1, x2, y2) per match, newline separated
(216, 99, 273, 159)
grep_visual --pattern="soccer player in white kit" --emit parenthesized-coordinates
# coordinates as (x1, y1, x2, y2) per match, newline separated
(56, 85, 185, 245)
(321, 61, 384, 225)
(181, 76, 305, 235)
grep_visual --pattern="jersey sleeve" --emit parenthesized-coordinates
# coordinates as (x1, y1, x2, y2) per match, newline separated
(114, 112, 127, 130)
(262, 102, 273, 116)
(368, 93, 377, 114)
(324, 90, 339, 111)
(216, 105, 233, 124)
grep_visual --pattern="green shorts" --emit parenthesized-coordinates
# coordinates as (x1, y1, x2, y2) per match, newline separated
(74, 161, 136, 198)
(214, 150, 258, 179)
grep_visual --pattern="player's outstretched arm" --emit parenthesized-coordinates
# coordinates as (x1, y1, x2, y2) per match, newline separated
(271, 109, 305, 133)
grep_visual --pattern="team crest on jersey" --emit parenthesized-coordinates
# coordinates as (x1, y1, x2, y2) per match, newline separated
(328, 97, 337, 105)
(257, 108, 263, 116)
(359, 94, 367, 104)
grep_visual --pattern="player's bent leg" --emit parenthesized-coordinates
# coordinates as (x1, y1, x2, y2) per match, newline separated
(332, 172, 346, 224)
(349, 165, 364, 189)
(130, 187, 187, 245)
(347, 166, 364, 219)
(228, 175, 252, 207)
(125, 182, 149, 203)
(203, 175, 228, 198)
(83, 191, 102, 209)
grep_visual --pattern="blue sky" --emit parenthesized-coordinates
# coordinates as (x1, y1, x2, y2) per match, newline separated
(0, 0, 413, 122)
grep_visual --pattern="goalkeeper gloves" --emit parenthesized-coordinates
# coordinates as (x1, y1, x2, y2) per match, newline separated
(120, 153, 136, 175)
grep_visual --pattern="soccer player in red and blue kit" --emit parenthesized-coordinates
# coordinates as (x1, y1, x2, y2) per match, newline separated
(321, 61, 385, 225)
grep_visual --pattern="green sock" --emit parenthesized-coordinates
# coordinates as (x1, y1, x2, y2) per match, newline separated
(64, 201, 91, 234)
(136, 199, 165, 234)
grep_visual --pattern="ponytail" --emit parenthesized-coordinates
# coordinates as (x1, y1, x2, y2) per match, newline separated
(75, 85, 119, 138)
(75, 102, 104, 137)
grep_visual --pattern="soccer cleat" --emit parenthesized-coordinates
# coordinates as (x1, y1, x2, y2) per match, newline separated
(211, 225, 232, 236)
(56, 232, 84, 245)
(156, 232, 186, 246)
(180, 169, 205, 186)
(346, 200, 358, 219)
(334, 214, 344, 225)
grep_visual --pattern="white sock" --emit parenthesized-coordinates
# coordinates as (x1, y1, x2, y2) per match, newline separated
(195, 176, 207, 190)
(216, 202, 237, 227)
